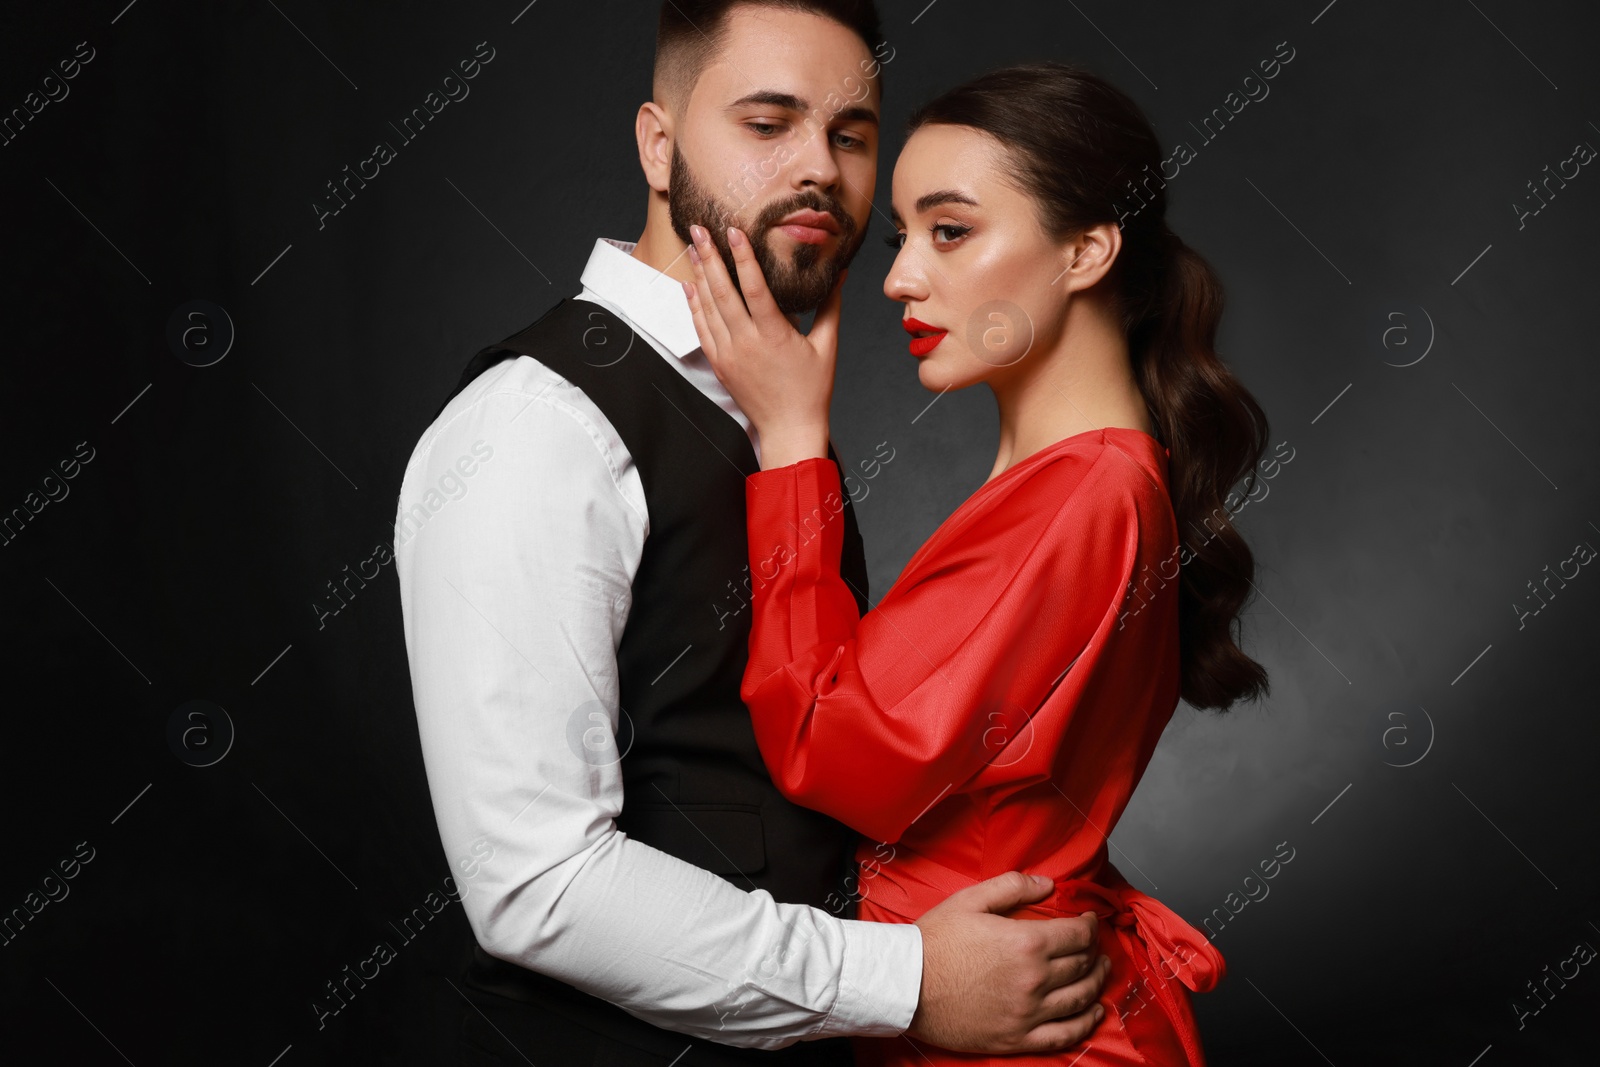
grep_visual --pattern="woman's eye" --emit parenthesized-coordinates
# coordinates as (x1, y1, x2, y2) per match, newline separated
(883, 226, 967, 251)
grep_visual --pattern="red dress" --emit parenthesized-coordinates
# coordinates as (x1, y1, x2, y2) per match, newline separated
(740, 427, 1225, 1067)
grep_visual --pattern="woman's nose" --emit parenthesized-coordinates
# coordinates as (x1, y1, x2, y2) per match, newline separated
(883, 253, 927, 303)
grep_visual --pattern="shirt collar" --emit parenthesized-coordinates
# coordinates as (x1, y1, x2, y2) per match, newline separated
(577, 238, 702, 359)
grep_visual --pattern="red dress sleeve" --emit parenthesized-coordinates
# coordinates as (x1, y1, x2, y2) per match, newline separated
(741, 450, 1137, 845)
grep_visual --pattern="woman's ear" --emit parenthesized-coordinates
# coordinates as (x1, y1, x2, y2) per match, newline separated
(636, 102, 673, 193)
(1058, 222, 1122, 291)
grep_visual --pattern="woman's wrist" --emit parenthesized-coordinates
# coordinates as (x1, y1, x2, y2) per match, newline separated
(756, 422, 830, 470)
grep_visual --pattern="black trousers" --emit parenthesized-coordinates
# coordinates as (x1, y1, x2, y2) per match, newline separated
(456, 943, 857, 1067)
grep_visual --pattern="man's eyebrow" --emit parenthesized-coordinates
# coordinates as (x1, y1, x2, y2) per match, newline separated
(833, 105, 879, 127)
(890, 190, 981, 226)
(725, 90, 880, 127)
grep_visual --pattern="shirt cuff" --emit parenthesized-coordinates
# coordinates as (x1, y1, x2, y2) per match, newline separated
(817, 917, 923, 1038)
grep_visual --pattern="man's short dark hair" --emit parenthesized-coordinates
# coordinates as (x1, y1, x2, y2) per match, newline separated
(654, 0, 886, 113)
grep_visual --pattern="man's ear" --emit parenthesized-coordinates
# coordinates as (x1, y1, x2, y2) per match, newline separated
(636, 101, 673, 193)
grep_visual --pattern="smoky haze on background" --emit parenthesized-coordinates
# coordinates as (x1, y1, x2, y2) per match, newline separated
(2, 1, 1597, 1064)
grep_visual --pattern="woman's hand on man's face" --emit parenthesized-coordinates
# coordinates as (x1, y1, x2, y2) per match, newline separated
(682, 222, 841, 465)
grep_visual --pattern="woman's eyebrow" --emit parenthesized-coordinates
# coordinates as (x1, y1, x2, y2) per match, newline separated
(916, 190, 979, 212)
(891, 189, 982, 226)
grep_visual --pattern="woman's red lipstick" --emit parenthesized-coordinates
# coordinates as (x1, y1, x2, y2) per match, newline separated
(903, 316, 948, 358)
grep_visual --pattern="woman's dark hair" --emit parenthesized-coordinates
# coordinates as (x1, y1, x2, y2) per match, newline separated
(655, 1, 886, 111)
(907, 61, 1270, 711)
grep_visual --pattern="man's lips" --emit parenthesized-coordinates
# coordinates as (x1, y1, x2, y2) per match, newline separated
(776, 209, 841, 245)
(903, 316, 948, 358)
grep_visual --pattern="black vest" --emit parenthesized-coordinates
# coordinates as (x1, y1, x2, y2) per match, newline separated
(443, 297, 870, 1064)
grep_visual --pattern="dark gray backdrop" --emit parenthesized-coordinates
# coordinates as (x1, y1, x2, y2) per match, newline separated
(3, 0, 1597, 1064)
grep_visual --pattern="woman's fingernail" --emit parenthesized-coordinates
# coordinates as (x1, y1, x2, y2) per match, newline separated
(690, 224, 706, 243)
(728, 226, 744, 247)
(687, 243, 700, 264)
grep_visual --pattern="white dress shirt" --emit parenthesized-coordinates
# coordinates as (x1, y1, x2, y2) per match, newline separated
(394, 237, 922, 1049)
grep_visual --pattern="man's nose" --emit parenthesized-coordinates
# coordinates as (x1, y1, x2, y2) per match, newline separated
(787, 131, 842, 193)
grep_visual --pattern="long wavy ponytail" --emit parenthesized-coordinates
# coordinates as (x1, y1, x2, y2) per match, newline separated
(906, 61, 1270, 710)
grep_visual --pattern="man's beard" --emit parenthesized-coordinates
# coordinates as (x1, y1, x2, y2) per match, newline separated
(668, 141, 861, 316)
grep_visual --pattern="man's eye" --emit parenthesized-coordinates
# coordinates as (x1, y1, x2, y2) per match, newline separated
(747, 122, 781, 136)
(832, 132, 866, 150)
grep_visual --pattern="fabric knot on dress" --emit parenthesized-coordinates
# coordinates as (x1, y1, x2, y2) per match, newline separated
(1113, 884, 1227, 994)
(999, 864, 1228, 996)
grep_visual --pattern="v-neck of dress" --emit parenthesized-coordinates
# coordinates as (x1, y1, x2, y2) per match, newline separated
(883, 426, 1166, 601)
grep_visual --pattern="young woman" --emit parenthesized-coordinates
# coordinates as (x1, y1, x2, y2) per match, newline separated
(682, 62, 1269, 1067)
